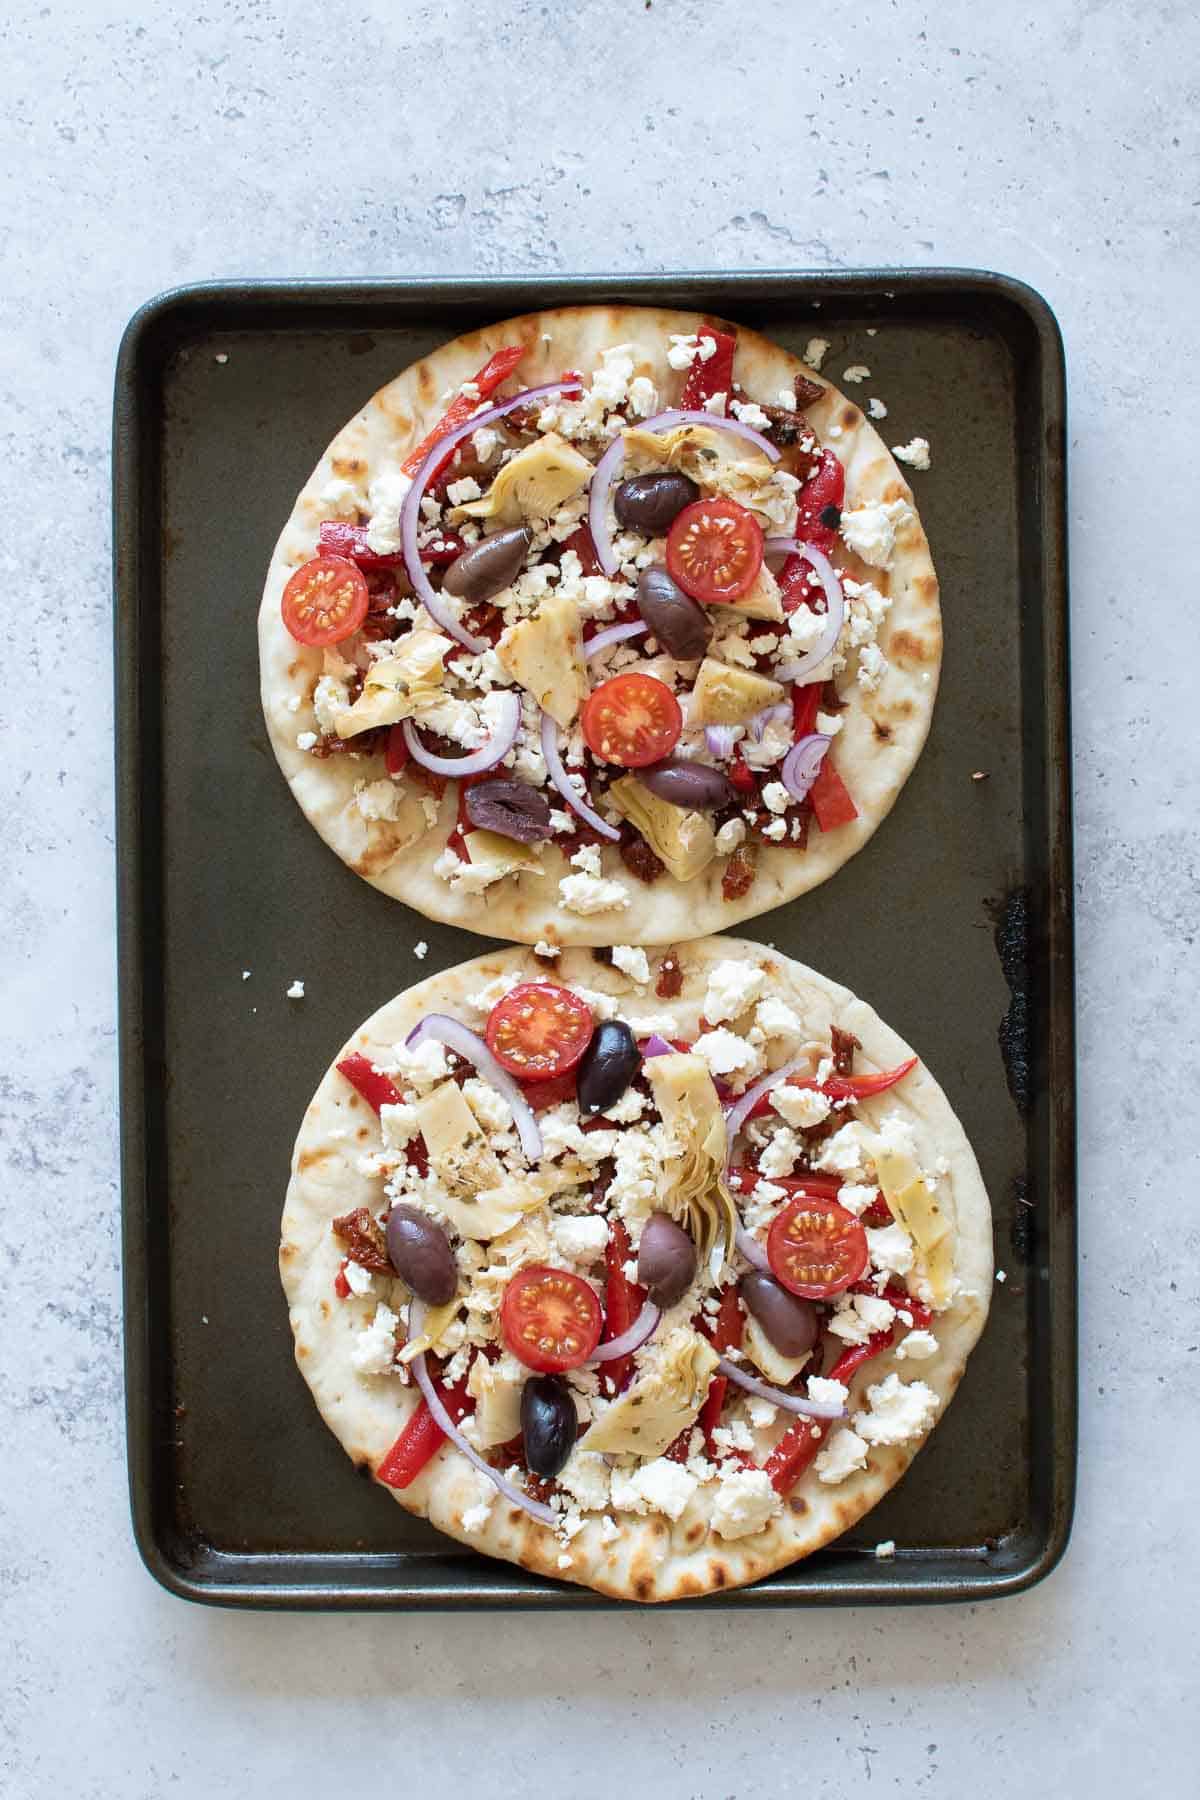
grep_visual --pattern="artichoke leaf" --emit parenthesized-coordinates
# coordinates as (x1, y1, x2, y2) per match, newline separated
(579, 1325, 719, 1457)
(496, 592, 588, 727)
(415, 1081, 503, 1196)
(743, 1314, 811, 1386)
(641, 1052, 737, 1273)
(607, 776, 716, 882)
(711, 561, 784, 623)
(450, 433, 592, 524)
(335, 629, 454, 737)
(690, 658, 786, 727)
(465, 1352, 527, 1446)
(461, 830, 546, 881)
(397, 1297, 461, 1365)
(874, 1141, 955, 1307)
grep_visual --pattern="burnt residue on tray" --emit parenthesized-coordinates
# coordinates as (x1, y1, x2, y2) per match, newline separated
(1009, 1174, 1036, 1265)
(987, 886, 1033, 1116)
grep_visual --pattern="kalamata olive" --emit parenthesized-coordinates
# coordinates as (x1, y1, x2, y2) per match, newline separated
(442, 526, 532, 603)
(636, 565, 711, 661)
(640, 757, 738, 812)
(575, 1019, 641, 1117)
(386, 1205, 458, 1306)
(521, 1373, 577, 1478)
(464, 778, 554, 843)
(614, 472, 701, 534)
(638, 1213, 697, 1308)
(739, 1272, 819, 1359)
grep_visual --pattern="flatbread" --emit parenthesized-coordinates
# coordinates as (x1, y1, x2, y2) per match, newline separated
(280, 937, 990, 1603)
(259, 307, 940, 945)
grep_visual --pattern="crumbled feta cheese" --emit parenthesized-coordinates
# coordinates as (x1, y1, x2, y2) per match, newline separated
(666, 332, 717, 371)
(354, 778, 406, 824)
(692, 1028, 763, 1084)
(343, 1259, 374, 1298)
(891, 437, 931, 471)
(446, 476, 482, 505)
(815, 712, 843, 740)
(894, 1329, 937, 1362)
(814, 1426, 868, 1484)
(866, 1222, 914, 1277)
(875, 1539, 896, 1559)
(607, 1126, 663, 1224)
(761, 781, 791, 816)
(626, 1457, 699, 1520)
(411, 940, 428, 961)
(996, 1269, 1007, 1283)
(730, 398, 771, 430)
(772, 1084, 831, 1128)
(296, 731, 318, 751)
(867, 397, 888, 420)
(241, 970, 251, 981)
(842, 365, 870, 384)
(312, 675, 349, 736)
(610, 945, 651, 986)
(802, 338, 830, 371)
(704, 959, 767, 1025)
(598, 1516, 620, 1544)
(807, 1376, 849, 1409)
(701, 391, 728, 416)
(776, 388, 798, 410)
(627, 375, 658, 418)
(363, 468, 414, 555)
(286, 695, 301, 714)
(739, 709, 793, 770)
(286, 980, 305, 999)
(383, 1038, 451, 1088)
(557, 1449, 611, 1512)
(858, 1373, 938, 1445)
(380, 1100, 419, 1151)
(604, 1087, 646, 1124)
(712, 1420, 755, 1455)
(757, 1127, 802, 1179)
(857, 642, 889, 693)
(836, 1182, 878, 1218)
(470, 426, 499, 463)
(711, 1467, 782, 1539)
(350, 1303, 400, 1375)
(461, 1077, 513, 1135)
(715, 817, 747, 855)
(533, 941, 559, 960)
(558, 871, 631, 915)
(762, 818, 788, 843)
(839, 498, 912, 569)
(550, 1214, 610, 1264)
(746, 1397, 778, 1430)
(753, 998, 805, 1046)
(813, 1122, 873, 1181)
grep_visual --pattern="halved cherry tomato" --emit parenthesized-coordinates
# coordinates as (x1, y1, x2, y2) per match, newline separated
(666, 498, 763, 604)
(280, 555, 369, 647)
(580, 673, 683, 768)
(485, 982, 594, 1081)
(500, 1264, 603, 1372)
(767, 1197, 868, 1300)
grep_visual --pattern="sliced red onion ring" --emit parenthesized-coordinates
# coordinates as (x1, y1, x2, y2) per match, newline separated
(734, 1225, 772, 1273)
(704, 723, 740, 760)
(400, 378, 583, 651)
(723, 1053, 813, 1146)
(781, 732, 832, 805)
(747, 702, 791, 744)
(716, 1356, 846, 1420)
(401, 690, 522, 778)
(590, 407, 782, 578)
(587, 1299, 661, 1363)
(767, 539, 846, 682)
(584, 620, 648, 660)
(405, 1013, 542, 1162)
(539, 709, 620, 842)
(641, 1033, 675, 1058)
(407, 1322, 557, 1529)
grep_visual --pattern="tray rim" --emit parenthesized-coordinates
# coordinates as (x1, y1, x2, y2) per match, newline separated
(114, 266, 1076, 1610)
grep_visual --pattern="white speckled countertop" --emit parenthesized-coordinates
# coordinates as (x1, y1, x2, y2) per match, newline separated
(3, 1, 1198, 1792)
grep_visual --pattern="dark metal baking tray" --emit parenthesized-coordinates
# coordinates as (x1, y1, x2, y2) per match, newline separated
(114, 270, 1075, 1608)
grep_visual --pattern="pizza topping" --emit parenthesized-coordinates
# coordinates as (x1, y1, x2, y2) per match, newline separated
(767, 1197, 870, 1300)
(614, 472, 700, 533)
(739, 1271, 820, 1360)
(501, 1265, 603, 1372)
(539, 711, 621, 841)
(442, 525, 533, 604)
(385, 1205, 458, 1305)
(450, 433, 593, 526)
(768, 539, 846, 681)
(575, 1019, 641, 1116)
(496, 592, 588, 727)
(639, 758, 738, 812)
(579, 1324, 719, 1457)
(607, 777, 716, 883)
(667, 498, 764, 604)
(781, 732, 833, 805)
(405, 1012, 544, 1162)
(401, 687, 522, 776)
(635, 564, 712, 660)
(485, 982, 594, 1081)
(581, 672, 683, 767)
(463, 777, 554, 844)
(521, 1374, 578, 1478)
(690, 657, 785, 727)
(281, 555, 369, 647)
(716, 1354, 847, 1420)
(636, 1212, 697, 1308)
(332, 1206, 393, 1273)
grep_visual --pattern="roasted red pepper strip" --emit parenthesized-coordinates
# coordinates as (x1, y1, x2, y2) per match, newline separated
(601, 1220, 645, 1396)
(746, 1056, 917, 1118)
(694, 1286, 744, 1452)
(727, 1166, 844, 1201)
(848, 1281, 934, 1332)
(791, 679, 822, 738)
(333, 1260, 351, 1300)
(400, 344, 527, 478)
(376, 1371, 474, 1489)
(764, 1332, 895, 1494)
(384, 725, 410, 776)
(680, 327, 736, 409)
(317, 520, 466, 570)
(792, 448, 845, 554)
(810, 756, 859, 830)
(728, 750, 758, 796)
(562, 523, 604, 576)
(336, 1052, 404, 1114)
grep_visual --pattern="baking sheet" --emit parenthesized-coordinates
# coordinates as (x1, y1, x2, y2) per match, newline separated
(114, 271, 1075, 1606)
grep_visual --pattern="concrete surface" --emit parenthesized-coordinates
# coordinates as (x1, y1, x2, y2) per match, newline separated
(2, 1, 1197, 1795)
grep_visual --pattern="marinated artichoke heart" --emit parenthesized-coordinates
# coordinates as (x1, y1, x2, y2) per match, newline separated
(496, 592, 588, 727)
(712, 560, 784, 623)
(461, 829, 546, 882)
(622, 422, 778, 515)
(641, 1052, 737, 1275)
(415, 1080, 503, 1197)
(334, 628, 454, 737)
(466, 1352, 527, 1446)
(873, 1134, 954, 1306)
(743, 1313, 811, 1386)
(579, 1324, 719, 1457)
(608, 775, 716, 882)
(690, 657, 786, 727)
(397, 1296, 462, 1365)
(450, 433, 593, 524)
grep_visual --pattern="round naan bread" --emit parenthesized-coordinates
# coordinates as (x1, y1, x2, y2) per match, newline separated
(259, 307, 941, 946)
(279, 937, 990, 1603)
